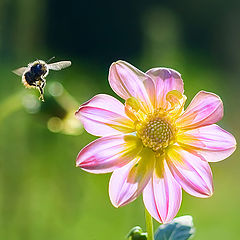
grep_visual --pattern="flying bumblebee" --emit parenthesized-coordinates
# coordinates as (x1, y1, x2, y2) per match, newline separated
(13, 58, 71, 101)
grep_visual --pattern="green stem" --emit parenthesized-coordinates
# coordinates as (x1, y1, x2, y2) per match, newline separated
(145, 207, 154, 240)
(0, 91, 23, 123)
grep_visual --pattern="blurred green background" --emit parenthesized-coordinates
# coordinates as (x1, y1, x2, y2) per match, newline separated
(0, 0, 239, 239)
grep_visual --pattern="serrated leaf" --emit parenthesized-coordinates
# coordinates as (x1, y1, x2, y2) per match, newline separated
(154, 215, 195, 240)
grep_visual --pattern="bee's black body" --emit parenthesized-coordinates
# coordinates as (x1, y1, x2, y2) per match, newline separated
(24, 63, 47, 86)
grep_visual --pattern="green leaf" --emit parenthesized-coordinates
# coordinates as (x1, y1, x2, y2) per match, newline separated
(154, 215, 195, 240)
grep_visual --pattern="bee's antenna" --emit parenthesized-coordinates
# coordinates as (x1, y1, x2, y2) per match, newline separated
(47, 56, 55, 63)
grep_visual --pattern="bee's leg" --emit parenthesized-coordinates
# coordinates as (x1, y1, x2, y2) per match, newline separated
(37, 85, 45, 102)
(37, 78, 46, 102)
(41, 79, 46, 89)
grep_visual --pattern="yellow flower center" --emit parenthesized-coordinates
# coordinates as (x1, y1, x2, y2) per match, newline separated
(125, 97, 178, 154)
(136, 110, 176, 152)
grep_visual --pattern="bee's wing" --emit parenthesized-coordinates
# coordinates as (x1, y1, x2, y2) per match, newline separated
(12, 67, 27, 76)
(48, 61, 71, 71)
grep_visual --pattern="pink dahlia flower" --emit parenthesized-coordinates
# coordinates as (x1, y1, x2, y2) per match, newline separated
(75, 61, 236, 223)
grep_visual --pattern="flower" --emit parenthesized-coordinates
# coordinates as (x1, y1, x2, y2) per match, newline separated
(75, 61, 236, 223)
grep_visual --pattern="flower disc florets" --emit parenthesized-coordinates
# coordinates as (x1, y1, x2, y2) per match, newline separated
(136, 110, 176, 152)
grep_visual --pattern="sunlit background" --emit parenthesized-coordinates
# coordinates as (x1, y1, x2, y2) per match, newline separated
(0, 0, 239, 239)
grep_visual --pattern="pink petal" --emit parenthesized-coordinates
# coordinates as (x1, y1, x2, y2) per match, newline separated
(75, 94, 135, 137)
(76, 134, 142, 174)
(177, 124, 236, 162)
(109, 60, 155, 113)
(143, 159, 182, 223)
(146, 67, 183, 109)
(109, 148, 155, 207)
(166, 145, 213, 198)
(176, 91, 223, 130)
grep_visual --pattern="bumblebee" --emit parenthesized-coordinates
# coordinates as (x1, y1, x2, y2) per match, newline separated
(13, 59, 71, 101)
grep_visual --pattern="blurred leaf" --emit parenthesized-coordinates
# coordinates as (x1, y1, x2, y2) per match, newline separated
(154, 215, 195, 240)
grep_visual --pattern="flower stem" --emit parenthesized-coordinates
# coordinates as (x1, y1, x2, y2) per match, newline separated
(145, 207, 154, 240)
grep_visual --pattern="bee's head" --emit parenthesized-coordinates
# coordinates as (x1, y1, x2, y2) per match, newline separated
(31, 62, 47, 75)
(36, 64, 42, 70)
